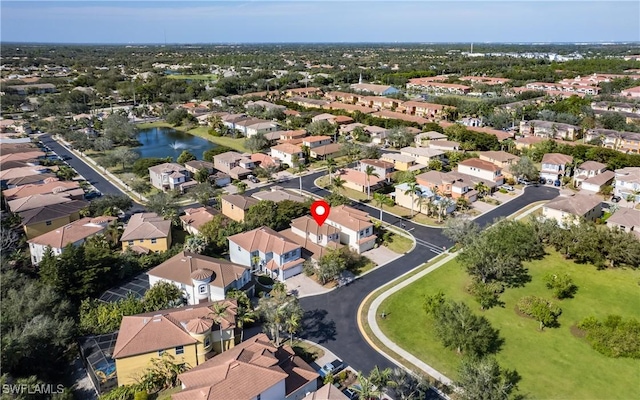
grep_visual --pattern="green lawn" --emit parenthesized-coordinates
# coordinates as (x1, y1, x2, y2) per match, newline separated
(186, 127, 249, 153)
(383, 233, 413, 254)
(378, 251, 640, 400)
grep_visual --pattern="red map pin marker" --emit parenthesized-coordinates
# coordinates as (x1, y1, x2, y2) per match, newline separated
(310, 200, 330, 226)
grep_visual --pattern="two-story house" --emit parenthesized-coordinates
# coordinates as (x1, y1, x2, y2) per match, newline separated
(381, 153, 417, 172)
(7, 193, 73, 214)
(18, 200, 88, 239)
(400, 147, 445, 166)
(457, 158, 504, 186)
(614, 167, 640, 202)
(184, 160, 214, 176)
(478, 151, 520, 180)
(148, 251, 252, 305)
(229, 226, 304, 281)
(540, 153, 574, 183)
(573, 161, 608, 187)
(336, 168, 386, 194)
(414, 131, 448, 147)
(120, 213, 172, 253)
(220, 194, 258, 223)
(325, 205, 376, 254)
(278, 215, 343, 261)
(542, 195, 602, 227)
(416, 170, 479, 202)
(270, 143, 305, 166)
(180, 206, 219, 235)
(173, 333, 318, 400)
(606, 208, 640, 240)
(213, 151, 253, 180)
(27, 216, 117, 265)
(519, 120, 580, 140)
(148, 163, 193, 192)
(358, 159, 395, 181)
(427, 140, 461, 152)
(113, 300, 238, 386)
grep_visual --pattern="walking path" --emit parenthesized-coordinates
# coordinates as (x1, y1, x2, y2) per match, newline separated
(361, 202, 547, 387)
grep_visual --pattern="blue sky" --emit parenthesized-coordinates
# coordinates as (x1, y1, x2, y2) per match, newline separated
(1, 1, 638, 44)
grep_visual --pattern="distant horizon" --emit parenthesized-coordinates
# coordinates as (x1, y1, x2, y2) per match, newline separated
(2, 1, 639, 44)
(3, 41, 640, 46)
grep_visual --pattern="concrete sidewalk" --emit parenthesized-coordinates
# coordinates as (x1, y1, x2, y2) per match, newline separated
(363, 202, 547, 387)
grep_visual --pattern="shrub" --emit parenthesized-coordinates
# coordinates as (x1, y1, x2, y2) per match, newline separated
(517, 296, 562, 330)
(543, 272, 577, 299)
(578, 315, 640, 358)
(468, 281, 504, 310)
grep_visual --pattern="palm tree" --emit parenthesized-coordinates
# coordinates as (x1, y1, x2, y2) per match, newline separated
(368, 366, 395, 394)
(325, 157, 338, 185)
(284, 312, 301, 346)
(235, 303, 256, 342)
(183, 234, 207, 254)
(404, 182, 422, 217)
(208, 302, 229, 354)
(373, 192, 392, 222)
(296, 162, 308, 195)
(331, 176, 346, 193)
(364, 165, 380, 200)
(474, 181, 490, 198)
(353, 372, 380, 400)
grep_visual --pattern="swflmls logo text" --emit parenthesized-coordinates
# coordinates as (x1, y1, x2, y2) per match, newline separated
(2, 384, 66, 395)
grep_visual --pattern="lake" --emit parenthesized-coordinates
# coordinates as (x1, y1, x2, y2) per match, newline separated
(135, 127, 216, 160)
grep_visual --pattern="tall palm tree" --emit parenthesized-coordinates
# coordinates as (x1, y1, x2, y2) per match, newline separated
(474, 181, 490, 198)
(284, 312, 301, 346)
(364, 165, 380, 200)
(373, 192, 392, 222)
(296, 162, 308, 195)
(368, 366, 395, 394)
(208, 303, 229, 354)
(353, 372, 380, 400)
(404, 182, 422, 217)
(325, 157, 337, 185)
(235, 303, 256, 342)
(331, 176, 346, 193)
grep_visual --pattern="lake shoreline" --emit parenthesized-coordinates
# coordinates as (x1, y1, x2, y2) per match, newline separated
(136, 120, 249, 153)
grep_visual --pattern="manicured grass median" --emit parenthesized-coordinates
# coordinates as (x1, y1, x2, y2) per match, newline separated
(377, 251, 640, 399)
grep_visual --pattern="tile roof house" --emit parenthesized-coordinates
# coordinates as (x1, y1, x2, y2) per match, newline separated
(148, 251, 252, 306)
(172, 333, 318, 400)
(606, 208, 640, 240)
(326, 205, 376, 254)
(457, 158, 505, 185)
(358, 159, 395, 180)
(427, 140, 461, 152)
(148, 162, 193, 192)
(572, 161, 607, 187)
(303, 383, 349, 400)
(3, 172, 58, 189)
(519, 120, 580, 141)
(0, 150, 45, 164)
(120, 213, 172, 253)
(18, 200, 88, 239)
(336, 168, 385, 194)
(515, 135, 543, 150)
(220, 194, 259, 223)
(2, 179, 83, 202)
(580, 170, 616, 193)
(542, 195, 602, 227)
(252, 186, 307, 203)
(180, 207, 219, 235)
(614, 167, 640, 202)
(349, 83, 399, 96)
(184, 160, 214, 176)
(213, 151, 254, 180)
(540, 153, 573, 182)
(229, 226, 304, 281)
(414, 131, 448, 147)
(270, 143, 305, 166)
(381, 153, 418, 172)
(7, 193, 73, 213)
(113, 300, 238, 386)
(27, 216, 117, 265)
(416, 170, 479, 202)
(0, 166, 50, 187)
(400, 147, 445, 166)
(278, 215, 343, 261)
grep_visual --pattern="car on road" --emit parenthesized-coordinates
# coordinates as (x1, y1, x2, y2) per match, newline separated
(61, 155, 72, 161)
(611, 195, 621, 203)
(318, 359, 344, 378)
(85, 191, 102, 200)
(500, 184, 514, 192)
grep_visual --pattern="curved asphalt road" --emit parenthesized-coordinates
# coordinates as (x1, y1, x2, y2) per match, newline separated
(40, 134, 559, 373)
(270, 174, 559, 373)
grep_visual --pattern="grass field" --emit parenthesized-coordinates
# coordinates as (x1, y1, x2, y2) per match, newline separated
(377, 251, 640, 399)
(383, 232, 413, 254)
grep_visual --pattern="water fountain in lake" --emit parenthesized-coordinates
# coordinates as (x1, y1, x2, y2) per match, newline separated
(169, 141, 187, 150)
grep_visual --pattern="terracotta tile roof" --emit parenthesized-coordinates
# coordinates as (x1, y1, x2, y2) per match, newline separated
(458, 158, 502, 172)
(338, 168, 385, 187)
(278, 228, 342, 261)
(582, 170, 616, 186)
(541, 153, 573, 165)
(467, 126, 514, 141)
(515, 136, 543, 145)
(2, 179, 81, 201)
(360, 159, 394, 169)
(173, 333, 318, 400)
(326, 102, 376, 114)
(607, 208, 640, 229)
(228, 226, 300, 255)
(213, 151, 244, 163)
(0, 166, 49, 180)
(148, 162, 186, 174)
(271, 143, 303, 155)
(221, 194, 258, 210)
(290, 215, 340, 236)
(479, 151, 520, 164)
(578, 161, 607, 171)
(303, 135, 332, 143)
(544, 194, 601, 216)
(180, 207, 219, 231)
(311, 143, 342, 156)
(185, 160, 214, 170)
(303, 383, 349, 400)
(327, 205, 373, 232)
(400, 147, 445, 158)
(18, 200, 88, 226)
(0, 150, 45, 163)
(27, 216, 116, 249)
(120, 213, 171, 241)
(250, 153, 280, 167)
(113, 300, 237, 359)
(7, 193, 73, 213)
(148, 251, 249, 289)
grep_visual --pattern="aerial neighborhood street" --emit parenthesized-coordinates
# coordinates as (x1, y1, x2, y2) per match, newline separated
(2, 3, 640, 400)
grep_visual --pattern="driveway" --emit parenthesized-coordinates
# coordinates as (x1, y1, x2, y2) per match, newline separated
(285, 274, 329, 298)
(363, 246, 401, 267)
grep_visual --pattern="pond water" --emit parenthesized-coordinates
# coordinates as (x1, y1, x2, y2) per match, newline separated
(134, 127, 216, 160)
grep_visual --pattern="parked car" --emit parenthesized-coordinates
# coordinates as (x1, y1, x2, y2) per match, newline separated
(611, 195, 622, 203)
(500, 184, 514, 192)
(247, 175, 259, 184)
(343, 385, 360, 400)
(61, 155, 72, 161)
(85, 191, 102, 200)
(318, 359, 345, 378)
(517, 178, 532, 186)
(554, 180, 561, 187)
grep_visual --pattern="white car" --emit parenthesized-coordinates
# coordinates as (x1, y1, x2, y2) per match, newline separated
(500, 185, 515, 192)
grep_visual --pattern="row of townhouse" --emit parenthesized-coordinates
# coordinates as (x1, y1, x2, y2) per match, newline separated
(521, 81, 600, 96)
(406, 78, 472, 94)
(584, 128, 640, 154)
(519, 120, 580, 141)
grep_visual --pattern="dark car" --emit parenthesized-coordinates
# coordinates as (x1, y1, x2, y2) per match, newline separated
(554, 180, 561, 187)
(85, 191, 102, 200)
(611, 195, 621, 203)
(61, 155, 72, 161)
